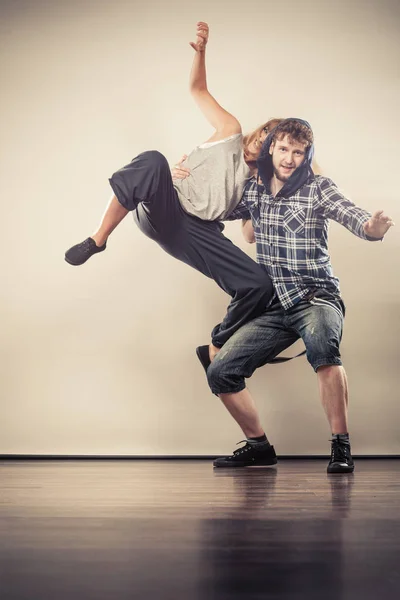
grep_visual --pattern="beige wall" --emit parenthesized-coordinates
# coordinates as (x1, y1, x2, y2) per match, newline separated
(1, 0, 399, 455)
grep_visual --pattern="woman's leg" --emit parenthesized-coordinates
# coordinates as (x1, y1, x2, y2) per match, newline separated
(134, 208, 275, 349)
(182, 218, 275, 348)
(91, 194, 129, 247)
(93, 146, 177, 246)
(65, 151, 177, 265)
(67, 148, 273, 346)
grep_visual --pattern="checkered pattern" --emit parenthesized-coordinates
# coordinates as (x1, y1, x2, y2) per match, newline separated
(226, 175, 373, 309)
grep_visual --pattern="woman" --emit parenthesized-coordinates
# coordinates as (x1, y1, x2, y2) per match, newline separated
(65, 22, 281, 356)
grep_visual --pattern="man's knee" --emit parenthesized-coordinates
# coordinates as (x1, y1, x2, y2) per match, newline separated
(206, 360, 225, 394)
(303, 306, 343, 372)
(307, 337, 342, 372)
(207, 360, 245, 396)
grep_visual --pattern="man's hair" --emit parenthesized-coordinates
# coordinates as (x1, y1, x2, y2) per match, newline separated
(272, 119, 313, 149)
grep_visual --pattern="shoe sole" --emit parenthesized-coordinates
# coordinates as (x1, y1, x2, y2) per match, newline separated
(64, 247, 106, 266)
(213, 458, 278, 468)
(64, 256, 86, 266)
(327, 464, 354, 474)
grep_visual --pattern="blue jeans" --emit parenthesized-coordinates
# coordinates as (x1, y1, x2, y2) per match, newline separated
(207, 291, 345, 395)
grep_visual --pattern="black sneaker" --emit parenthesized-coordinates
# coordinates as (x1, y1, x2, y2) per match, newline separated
(327, 439, 354, 473)
(65, 237, 107, 266)
(213, 440, 278, 468)
(196, 345, 211, 374)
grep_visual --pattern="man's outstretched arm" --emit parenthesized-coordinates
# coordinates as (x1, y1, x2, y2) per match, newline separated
(315, 177, 394, 240)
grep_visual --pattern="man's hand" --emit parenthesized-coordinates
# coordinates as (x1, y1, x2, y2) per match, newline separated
(189, 22, 209, 53)
(363, 210, 395, 239)
(171, 155, 191, 180)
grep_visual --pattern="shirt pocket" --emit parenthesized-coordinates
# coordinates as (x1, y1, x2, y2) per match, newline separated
(282, 207, 306, 235)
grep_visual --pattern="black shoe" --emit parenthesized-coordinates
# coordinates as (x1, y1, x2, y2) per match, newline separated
(327, 439, 354, 473)
(65, 237, 107, 266)
(196, 345, 211, 374)
(213, 440, 278, 468)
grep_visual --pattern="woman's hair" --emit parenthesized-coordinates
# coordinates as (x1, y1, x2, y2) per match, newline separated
(243, 118, 284, 169)
(312, 158, 321, 174)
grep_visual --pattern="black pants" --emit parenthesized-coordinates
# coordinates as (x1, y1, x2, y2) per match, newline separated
(109, 150, 274, 347)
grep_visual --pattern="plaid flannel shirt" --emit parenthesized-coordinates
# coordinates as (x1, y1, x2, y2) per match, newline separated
(226, 175, 374, 310)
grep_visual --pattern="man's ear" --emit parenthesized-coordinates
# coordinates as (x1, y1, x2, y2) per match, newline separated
(269, 142, 275, 156)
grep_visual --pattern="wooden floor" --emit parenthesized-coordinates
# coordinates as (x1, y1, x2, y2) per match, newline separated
(1, 459, 399, 600)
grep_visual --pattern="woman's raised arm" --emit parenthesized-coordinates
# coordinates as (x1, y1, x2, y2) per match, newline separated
(189, 22, 241, 138)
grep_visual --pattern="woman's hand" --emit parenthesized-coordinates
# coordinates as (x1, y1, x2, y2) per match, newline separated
(189, 22, 209, 53)
(171, 155, 191, 180)
(188, 21, 241, 138)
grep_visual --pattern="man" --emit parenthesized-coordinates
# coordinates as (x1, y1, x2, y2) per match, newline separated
(200, 118, 394, 473)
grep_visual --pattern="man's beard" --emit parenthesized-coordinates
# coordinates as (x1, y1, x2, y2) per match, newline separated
(273, 166, 291, 183)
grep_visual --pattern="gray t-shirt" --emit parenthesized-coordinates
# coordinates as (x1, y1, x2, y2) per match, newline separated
(173, 133, 251, 221)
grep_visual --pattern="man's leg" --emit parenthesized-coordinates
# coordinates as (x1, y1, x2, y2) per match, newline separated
(317, 365, 349, 434)
(216, 388, 278, 467)
(290, 296, 354, 473)
(219, 388, 265, 439)
(207, 309, 298, 467)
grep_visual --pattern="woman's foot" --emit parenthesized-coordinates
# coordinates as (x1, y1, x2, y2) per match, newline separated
(65, 237, 107, 266)
(209, 343, 220, 362)
(195, 343, 221, 374)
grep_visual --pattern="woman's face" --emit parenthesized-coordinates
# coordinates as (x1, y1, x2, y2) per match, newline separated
(245, 127, 269, 160)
